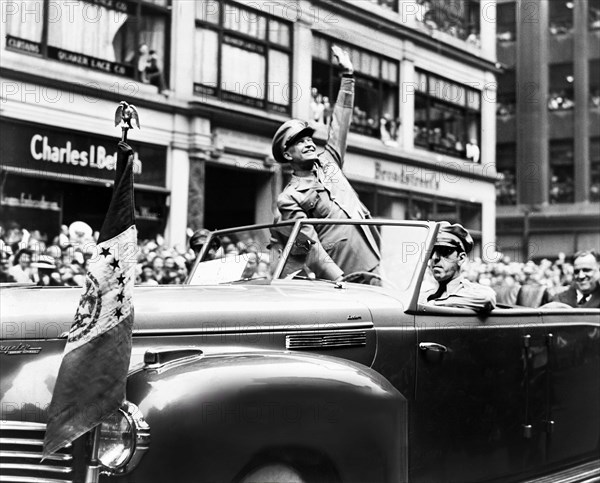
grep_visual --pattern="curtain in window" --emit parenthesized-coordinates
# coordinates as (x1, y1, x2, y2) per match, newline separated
(195, 28, 219, 85)
(269, 19, 290, 47)
(47, 1, 127, 61)
(140, 14, 166, 62)
(196, 1, 220, 23)
(221, 44, 265, 98)
(268, 50, 289, 105)
(5, 0, 44, 42)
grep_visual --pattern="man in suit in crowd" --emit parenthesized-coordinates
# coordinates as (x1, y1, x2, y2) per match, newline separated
(420, 222, 497, 313)
(552, 250, 600, 308)
(271, 46, 380, 282)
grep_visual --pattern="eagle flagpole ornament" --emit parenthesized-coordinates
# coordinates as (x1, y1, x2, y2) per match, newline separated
(114, 101, 140, 142)
(43, 103, 140, 459)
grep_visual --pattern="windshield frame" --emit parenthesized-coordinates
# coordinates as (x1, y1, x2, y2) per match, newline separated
(187, 219, 438, 309)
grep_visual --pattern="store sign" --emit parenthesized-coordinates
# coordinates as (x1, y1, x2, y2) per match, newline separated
(0, 120, 167, 188)
(374, 161, 440, 191)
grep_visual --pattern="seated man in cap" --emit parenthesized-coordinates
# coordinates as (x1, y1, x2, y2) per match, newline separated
(271, 46, 380, 283)
(419, 222, 497, 313)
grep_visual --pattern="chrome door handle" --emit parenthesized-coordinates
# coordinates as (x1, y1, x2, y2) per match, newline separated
(419, 342, 448, 353)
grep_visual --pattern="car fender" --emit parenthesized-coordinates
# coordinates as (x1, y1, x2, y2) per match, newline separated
(115, 350, 407, 483)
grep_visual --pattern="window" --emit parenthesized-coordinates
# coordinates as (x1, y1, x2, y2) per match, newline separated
(311, 35, 399, 142)
(548, 63, 574, 111)
(549, 1, 574, 35)
(497, 68, 516, 117)
(591, 138, 600, 202)
(416, 0, 481, 43)
(590, 60, 600, 109)
(549, 140, 574, 204)
(414, 70, 481, 161)
(496, 143, 517, 205)
(496, 1, 516, 42)
(194, 1, 292, 113)
(5, 0, 171, 85)
(590, 1, 600, 29)
(376, 0, 398, 10)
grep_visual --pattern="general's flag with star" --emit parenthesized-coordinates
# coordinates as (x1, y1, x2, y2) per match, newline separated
(44, 141, 137, 457)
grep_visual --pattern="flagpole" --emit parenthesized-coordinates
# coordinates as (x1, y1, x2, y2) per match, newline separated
(84, 428, 101, 482)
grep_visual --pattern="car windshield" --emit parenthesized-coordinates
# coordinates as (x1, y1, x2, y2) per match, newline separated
(188, 221, 431, 292)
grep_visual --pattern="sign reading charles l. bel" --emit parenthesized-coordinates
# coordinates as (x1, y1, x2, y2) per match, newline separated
(0, 119, 167, 188)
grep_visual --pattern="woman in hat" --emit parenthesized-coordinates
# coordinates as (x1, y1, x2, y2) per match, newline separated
(8, 248, 34, 283)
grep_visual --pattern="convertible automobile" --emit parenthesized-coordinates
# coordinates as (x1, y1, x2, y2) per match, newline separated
(1, 219, 599, 483)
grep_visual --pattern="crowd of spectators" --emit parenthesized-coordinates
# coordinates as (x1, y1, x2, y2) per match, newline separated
(0, 222, 195, 287)
(464, 253, 575, 297)
(310, 86, 400, 144)
(548, 91, 575, 111)
(1, 221, 587, 307)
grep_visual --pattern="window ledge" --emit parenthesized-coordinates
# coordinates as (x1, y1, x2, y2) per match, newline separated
(1, 48, 170, 104)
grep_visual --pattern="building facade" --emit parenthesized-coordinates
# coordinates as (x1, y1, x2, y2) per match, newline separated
(496, 0, 600, 260)
(1, 0, 498, 257)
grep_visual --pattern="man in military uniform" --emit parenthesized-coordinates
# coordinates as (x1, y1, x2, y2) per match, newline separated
(420, 222, 497, 312)
(271, 46, 380, 282)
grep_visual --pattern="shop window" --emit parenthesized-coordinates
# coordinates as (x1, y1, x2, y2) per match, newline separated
(414, 69, 481, 161)
(496, 1, 516, 42)
(194, 1, 292, 113)
(548, 63, 574, 111)
(590, 60, 600, 109)
(549, 140, 574, 204)
(5, 0, 171, 88)
(408, 198, 433, 221)
(415, 0, 481, 45)
(590, 1, 600, 29)
(460, 202, 482, 233)
(311, 36, 399, 143)
(497, 69, 516, 117)
(591, 138, 600, 202)
(496, 143, 517, 205)
(434, 200, 459, 223)
(549, 1, 574, 35)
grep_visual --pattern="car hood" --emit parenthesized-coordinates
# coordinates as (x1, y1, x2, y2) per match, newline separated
(0, 282, 404, 340)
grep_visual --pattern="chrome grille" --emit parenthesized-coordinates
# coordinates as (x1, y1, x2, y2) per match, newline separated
(0, 421, 73, 483)
(286, 331, 367, 350)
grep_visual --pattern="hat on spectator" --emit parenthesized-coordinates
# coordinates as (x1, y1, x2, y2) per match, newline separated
(12, 248, 32, 265)
(69, 221, 93, 241)
(31, 255, 56, 270)
(272, 120, 316, 164)
(435, 222, 474, 254)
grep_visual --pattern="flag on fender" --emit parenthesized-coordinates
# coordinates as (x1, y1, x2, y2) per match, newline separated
(43, 141, 137, 457)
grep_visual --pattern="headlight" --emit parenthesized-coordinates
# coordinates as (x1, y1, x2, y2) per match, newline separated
(97, 401, 150, 474)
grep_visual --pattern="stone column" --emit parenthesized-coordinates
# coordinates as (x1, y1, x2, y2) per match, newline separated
(165, 147, 191, 247)
(170, 0, 195, 98)
(574, 0, 590, 202)
(400, 42, 416, 151)
(516, 0, 549, 206)
(480, 0, 497, 61)
(480, 72, 497, 172)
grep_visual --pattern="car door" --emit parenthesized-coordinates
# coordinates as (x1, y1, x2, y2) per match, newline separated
(540, 309, 600, 467)
(411, 307, 549, 483)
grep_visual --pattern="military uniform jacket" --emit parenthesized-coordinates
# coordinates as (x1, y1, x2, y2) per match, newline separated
(277, 76, 380, 277)
(420, 276, 497, 312)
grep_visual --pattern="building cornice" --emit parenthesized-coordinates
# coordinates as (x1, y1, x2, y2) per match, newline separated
(317, 0, 501, 74)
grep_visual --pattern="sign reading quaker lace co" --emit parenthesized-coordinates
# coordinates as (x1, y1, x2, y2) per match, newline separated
(0, 119, 167, 188)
